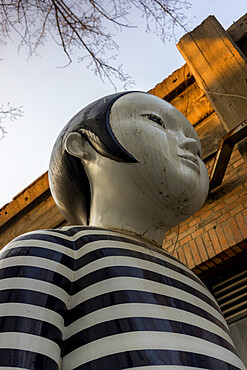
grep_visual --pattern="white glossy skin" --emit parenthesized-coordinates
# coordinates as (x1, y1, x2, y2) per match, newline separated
(65, 93, 209, 247)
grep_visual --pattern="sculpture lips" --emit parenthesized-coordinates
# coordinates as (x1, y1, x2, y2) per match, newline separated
(178, 153, 199, 170)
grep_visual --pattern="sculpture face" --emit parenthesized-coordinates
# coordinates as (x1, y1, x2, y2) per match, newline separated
(109, 93, 209, 224)
(64, 92, 209, 245)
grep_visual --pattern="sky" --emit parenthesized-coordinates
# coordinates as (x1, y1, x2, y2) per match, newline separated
(0, 0, 246, 208)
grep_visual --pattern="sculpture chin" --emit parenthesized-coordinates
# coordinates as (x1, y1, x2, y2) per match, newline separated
(87, 157, 209, 248)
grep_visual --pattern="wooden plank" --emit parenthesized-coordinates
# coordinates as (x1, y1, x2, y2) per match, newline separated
(169, 82, 214, 127)
(148, 64, 194, 100)
(150, 70, 218, 137)
(0, 172, 49, 228)
(177, 16, 247, 131)
(149, 14, 247, 102)
(227, 14, 247, 43)
(196, 112, 227, 160)
(0, 194, 67, 250)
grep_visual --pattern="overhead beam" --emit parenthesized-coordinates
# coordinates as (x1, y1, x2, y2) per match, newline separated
(177, 16, 247, 132)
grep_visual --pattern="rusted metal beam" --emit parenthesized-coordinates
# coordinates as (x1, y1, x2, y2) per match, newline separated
(209, 120, 247, 191)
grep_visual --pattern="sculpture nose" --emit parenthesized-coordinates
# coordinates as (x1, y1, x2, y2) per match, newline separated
(178, 131, 199, 156)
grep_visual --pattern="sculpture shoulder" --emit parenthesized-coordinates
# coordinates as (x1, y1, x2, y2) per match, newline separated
(0, 227, 93, 264)
(0, 227, 83, 256)
(0, 226, 149, 256)
(0, 226, 175, 265)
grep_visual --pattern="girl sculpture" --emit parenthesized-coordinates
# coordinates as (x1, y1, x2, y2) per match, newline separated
(0, 92, 245, 369)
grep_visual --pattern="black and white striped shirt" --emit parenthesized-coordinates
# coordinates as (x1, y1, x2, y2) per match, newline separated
(0, 226, 245, 369)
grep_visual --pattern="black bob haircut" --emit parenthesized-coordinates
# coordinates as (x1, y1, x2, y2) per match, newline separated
(49, 91, 147, 226)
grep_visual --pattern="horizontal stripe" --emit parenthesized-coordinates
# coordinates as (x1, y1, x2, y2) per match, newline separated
(0, 260, 220, 324)
(0, 266, 71, 294)
(130, 367, 213, 370)
(73, 245, 206, 289)
(66, 303, 233, 345)
(27, 227, 140, 242)
(67, 289, 228, 332)
(0, 255, 73, 281)
(71, 276, 226, 326)
(2, 244, 210, 308)
(2, 239, 75, 259)
(15, 232, 81, 249)
(3, 230, 205, 292)
(81, 255, 210, 299)
(0, 368, 31, 370)
(25, 226, 103, 239)
(0, 302, 64, 329)
(0, 332, 61, 365)
(72, 349, 242, 370)
(1, 245, 75, 270)
(62, 331, 244, 369)
(64, 316, 236, 356)
(0, 316, 63, 349)
(0, 278, 68, 305)
(2, 240, 196, 289)
(72, 266, 219, 317)
(0, 237, 217, 316)
(73, 240, 207, 292)
(74, 239, 192, 273)
(72, 258, 218, 311)
(61, 225, 104, 233)
(0, 368, 35, 370)
(0, 349, 59, 369)
(12, 229, 182, 273)
(14, 231, 145, 251)
(61, 227, 187, 266)
(0, 368, 30, 370)
(1, 254, 215, 311)
(0, 289, 66, 314)
(5, 228, 203, 286)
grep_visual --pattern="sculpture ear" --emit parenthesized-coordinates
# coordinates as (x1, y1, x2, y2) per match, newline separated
(65, 132, 92, 160)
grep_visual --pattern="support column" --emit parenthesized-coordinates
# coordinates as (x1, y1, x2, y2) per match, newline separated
(177, 16, 247, 132)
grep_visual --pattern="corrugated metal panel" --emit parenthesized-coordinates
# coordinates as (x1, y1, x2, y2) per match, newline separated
(212, 270, 247, 324)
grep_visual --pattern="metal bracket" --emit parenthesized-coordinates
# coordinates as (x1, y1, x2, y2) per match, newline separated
(209, 120, 247, 192)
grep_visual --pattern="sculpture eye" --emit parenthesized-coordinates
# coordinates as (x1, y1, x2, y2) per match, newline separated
(148, 115, 164, 128)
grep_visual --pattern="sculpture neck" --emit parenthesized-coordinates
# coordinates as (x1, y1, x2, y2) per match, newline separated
(85, 158, 171, 248)
(89, 206, 169, 248)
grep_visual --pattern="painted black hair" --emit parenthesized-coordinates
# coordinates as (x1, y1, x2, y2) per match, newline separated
(49, 91, 144, 225)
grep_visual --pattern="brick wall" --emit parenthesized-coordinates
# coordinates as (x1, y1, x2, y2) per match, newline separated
(163, 148, 247, 274)
(1, 14, 246, 272)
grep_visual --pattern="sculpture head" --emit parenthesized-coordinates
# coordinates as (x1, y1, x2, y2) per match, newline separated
(49, 92, 209, 246)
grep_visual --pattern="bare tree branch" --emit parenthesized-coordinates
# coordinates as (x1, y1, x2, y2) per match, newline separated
(0, 0, 191, 87)
(0, 103, 23, 138)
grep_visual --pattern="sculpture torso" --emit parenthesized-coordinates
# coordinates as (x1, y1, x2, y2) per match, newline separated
(0, 226, 243, 369)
